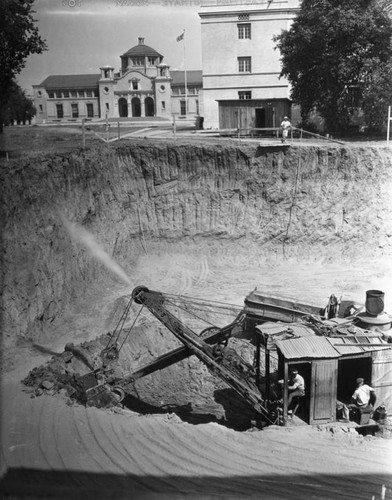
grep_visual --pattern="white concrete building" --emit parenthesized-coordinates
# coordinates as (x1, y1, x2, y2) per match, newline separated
(199, 0, 300, 129)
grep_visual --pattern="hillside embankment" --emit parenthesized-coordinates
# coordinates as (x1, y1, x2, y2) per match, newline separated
(2, 141, 392, 353)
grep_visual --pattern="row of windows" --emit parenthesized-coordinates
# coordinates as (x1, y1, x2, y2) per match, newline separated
(55, 102, 95, 119)
(132, 56, 158, 66)
(172, 87, 200, 96)
(123, 56, 158, 67)
(238, 91, 252, 100)
(46, 89, 98, 99)
(179, 100, 199, 116)
(55, 100, 199, 118)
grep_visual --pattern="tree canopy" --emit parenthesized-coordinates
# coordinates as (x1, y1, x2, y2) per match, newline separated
(0, 0, 47, 130)
(1, 80, 36, 126)
(274, 0, 392, 133)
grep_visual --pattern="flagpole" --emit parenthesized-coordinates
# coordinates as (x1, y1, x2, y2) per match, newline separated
(183, 29, 187, 118)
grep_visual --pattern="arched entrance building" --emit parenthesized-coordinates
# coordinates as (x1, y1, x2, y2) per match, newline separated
(118, 97, 128, 117)
(131, 97, 141, 117)
(33, 38, 202, 124)
(145, 97, 154, 117)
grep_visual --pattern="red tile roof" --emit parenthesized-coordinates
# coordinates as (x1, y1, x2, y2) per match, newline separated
(38, 74, 100, 89)
(121, 44, 162, 58)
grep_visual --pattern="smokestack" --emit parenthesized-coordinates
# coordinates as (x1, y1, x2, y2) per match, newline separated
(365, 290, 385, 316)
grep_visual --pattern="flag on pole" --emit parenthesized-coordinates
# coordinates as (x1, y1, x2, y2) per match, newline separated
(176, 31, 184, 42)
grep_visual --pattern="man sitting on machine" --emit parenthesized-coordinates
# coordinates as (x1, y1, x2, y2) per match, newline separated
(341, 377, 376, 423)
(287, 369, 305, 409)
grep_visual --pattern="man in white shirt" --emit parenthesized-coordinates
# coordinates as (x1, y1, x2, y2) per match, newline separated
(280, 116, 292, 143)
(342, 378, 376, 422)
(288, 369, 305, 407)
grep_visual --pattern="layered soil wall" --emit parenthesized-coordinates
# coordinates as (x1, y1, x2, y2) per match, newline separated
(2, 141, 392, 352)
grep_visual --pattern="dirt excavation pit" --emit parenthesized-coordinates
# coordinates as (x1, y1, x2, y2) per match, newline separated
(3, 140, 392, 499)
(3, 140, 392, 433)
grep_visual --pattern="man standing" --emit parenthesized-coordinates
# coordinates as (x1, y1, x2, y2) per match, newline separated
(280, 116, 292, 143)
(342, 378, 376, 422)
(287, 369, 305, 407)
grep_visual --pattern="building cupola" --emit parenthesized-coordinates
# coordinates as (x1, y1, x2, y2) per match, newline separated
(120, 38, 163, 75)
(100, 65, 114, 80)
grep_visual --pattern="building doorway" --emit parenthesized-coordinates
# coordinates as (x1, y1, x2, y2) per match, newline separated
(337, 356, 372, 403)
(118, 98, 128, 117)
(145, 97, 154, 117)
(255, 108, 266, 130)
(131, 97, 141, 117)
(289, 362, 311, 424)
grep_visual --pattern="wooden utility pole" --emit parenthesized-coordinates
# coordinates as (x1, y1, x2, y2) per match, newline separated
(82, 119, 86, 149)
(172, 113, 177, 140)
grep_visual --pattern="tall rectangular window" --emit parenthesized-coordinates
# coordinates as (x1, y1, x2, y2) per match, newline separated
(196, 99, 199, 115)
(180, 100, 187, 116)
(71, 103, 79, 118)
(56, 104, 63, 118)
(86, 103, 94, 117)
(238, 91, 252, 100)
(238, 57, 251, 73)
(161, 101, 166, 110)
(238, 23, 251, 39)
(63, 90, 69, 98)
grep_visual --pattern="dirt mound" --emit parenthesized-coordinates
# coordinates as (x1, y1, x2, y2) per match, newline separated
(22, 301, 264, 431)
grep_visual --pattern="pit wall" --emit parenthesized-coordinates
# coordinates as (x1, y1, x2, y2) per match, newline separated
(1, 141, 392, 350)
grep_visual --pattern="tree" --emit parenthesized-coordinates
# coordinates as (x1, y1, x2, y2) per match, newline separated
(0, 0, 47, 130)
(1, 80, 36, 126)
(362, 62, 392, 133)
(274, 0, 392, 134)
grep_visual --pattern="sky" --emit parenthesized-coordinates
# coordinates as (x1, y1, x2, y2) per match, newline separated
(18, 0, 203, 94)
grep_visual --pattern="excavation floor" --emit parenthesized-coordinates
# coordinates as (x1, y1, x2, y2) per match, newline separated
(1, 247, 392, 499)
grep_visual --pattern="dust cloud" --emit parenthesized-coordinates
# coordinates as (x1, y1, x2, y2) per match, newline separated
(60, 214, 134, 287)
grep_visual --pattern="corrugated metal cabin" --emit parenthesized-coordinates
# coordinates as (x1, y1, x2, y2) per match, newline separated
(256, 322, 392, 426)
